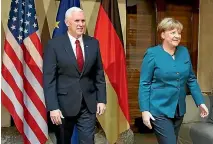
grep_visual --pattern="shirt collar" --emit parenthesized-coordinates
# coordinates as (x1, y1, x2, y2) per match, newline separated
(67, 32, 83, 44)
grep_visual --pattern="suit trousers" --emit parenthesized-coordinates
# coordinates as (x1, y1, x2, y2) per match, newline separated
(54, 98, 96, 144)
(151, 108, 184, 144)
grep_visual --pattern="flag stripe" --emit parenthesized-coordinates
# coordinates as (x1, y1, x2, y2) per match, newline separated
(23, 76, 47, 118)
(5, 39, 45, 106)
(1, 91, 31, 144)
(1, 76, 24, 120)
(36, 31, 41, 41)
(2, 65, 47, 143)
(2, 53, 48, 136)
(29, 32, 43, 57)
(23, 37, 43, 71)
(100, 0, 124, 46)
(24, 63, 45, 105)
(23, 119, 40, 144)
(5, 28, 24, 64)
(2, 53, 24, 105)
(23, 105, 47, 143)
(20, 44, 43, 86)
(1, 91, 23, 133)
(23, 91, 48, 137)
(95, 6, 129, 121)
(1, 78, 32, 143)
(4, 40, 24, 76)
(2, 64, 24, 107)
(5, 30, 43, 87)
(97, 78, 130, 144)
(2, 61, 48, 138)
(4, 41, 47, 120)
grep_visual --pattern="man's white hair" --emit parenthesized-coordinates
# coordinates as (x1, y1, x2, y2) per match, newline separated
(65, 7, 83, 20)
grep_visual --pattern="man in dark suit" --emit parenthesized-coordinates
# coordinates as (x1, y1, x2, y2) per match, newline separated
(43, 7, 106, 144)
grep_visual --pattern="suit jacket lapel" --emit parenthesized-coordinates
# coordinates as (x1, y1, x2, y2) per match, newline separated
(81, 35, 90, 75)
(63, 34, 80, 73)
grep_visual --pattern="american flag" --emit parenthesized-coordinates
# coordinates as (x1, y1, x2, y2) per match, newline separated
(1, 0, 48, 143)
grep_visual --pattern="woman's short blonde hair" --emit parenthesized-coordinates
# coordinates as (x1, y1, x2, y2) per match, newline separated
(157, 18, 183, 33)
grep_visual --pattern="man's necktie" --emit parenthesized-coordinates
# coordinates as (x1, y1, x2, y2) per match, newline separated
(75, 40, 84, 72)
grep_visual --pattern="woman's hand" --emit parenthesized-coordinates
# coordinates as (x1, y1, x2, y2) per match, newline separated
(199, 104, 209, 118)
(142, 111, 155, 129)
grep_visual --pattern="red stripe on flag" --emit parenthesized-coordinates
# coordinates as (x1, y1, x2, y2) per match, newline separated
(23, 76, 47, 121)
(20, 44, 43, 86)
(29, 33, 43, 58)
(23, 106, 47, 143)
(23, 136, 31, 144)
(1, 92, 31, 144)
(2, 92, 31, 144)
(95, 6, 130, 121)
(4, 40, 24, 79)
(2, 64, 24, 106)
(4, 41, 47, 121)
(2, 65, 47, 143)
(1, 91, 24, 134)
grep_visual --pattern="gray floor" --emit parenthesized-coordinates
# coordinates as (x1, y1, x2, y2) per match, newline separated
(134, 133, 157, 144)
(1, 127, 157, 144)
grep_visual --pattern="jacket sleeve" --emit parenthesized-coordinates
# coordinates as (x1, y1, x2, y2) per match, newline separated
(138, 49, 155, 112)
(186, 52, 204, 106)
(95, 40, 107, 104)
(43, 41, 59, 111)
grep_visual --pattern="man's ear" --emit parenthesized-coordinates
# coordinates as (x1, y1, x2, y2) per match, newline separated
(65, 19, 69, 27)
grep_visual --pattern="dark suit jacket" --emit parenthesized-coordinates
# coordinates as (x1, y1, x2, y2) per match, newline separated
(43, 33, 106, 117)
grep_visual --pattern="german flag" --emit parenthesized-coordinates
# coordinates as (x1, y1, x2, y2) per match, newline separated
(94, 0, 130, 143)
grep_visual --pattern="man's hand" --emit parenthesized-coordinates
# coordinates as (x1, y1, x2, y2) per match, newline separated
(199, 104, 209, 118)
(97, 103, 106, 115)
(50, 109, 64, 125)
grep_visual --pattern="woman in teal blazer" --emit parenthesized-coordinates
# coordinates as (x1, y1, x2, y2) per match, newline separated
(138, 18, 209, 144)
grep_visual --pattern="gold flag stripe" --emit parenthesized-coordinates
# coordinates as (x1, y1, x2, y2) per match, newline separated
(97, 75, 130, 144)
